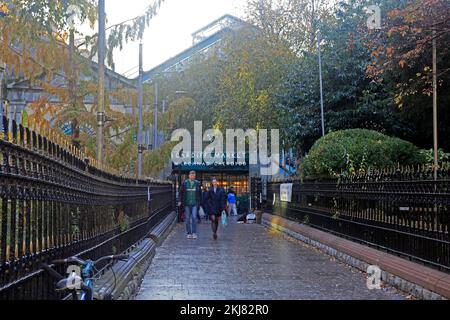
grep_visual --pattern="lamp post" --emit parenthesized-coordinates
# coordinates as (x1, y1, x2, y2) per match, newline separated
(96, 0, 106, 162)
(137, 43, 144, 178)
(161, 90, 188, 141)
(0, 0, 7, 137)
(432, 26, 438, 181)
(0, 63, 5, 139)
(153, 82, 158, 149)
(162, 90, 188, 112)
(317, 30, 325, 137)
(152, 85, 188, 149)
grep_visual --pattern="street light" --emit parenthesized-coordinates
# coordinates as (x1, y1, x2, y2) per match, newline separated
(0, 63, 5, 139)
(153, 82, 158, 150)
(147, 68, 189, 150)
(163, 90, 188, 111)
(317, 30, 325, 137)
(96, 0, 106, 163)
(158, 90, 189, 143)
(153, 87, 189, 148)
(432, 23, 438, 181)
(137, 43, 144, 178)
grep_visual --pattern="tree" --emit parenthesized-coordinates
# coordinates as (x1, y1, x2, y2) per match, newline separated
(277, 0, 412, 156)
(0, 0, 98, 146)
(140, 25, 297, 177)
(0, 0, 167, 167)
(245, 0, 333, 53)
(214, 28, 296, 131)
(364, 0, 450, 150)
(366, 0, 449, 91)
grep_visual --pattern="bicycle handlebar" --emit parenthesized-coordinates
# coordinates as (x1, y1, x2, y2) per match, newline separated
(94, 254, 129, 265)
(40, 263, 64, 281)
(52, 257, 86, 266)
(41, 253, 129, 300)
(51, 254, 129, 267)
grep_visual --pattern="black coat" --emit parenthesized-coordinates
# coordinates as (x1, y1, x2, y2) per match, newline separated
(202, 191, 211, 213)
(204, 187, 226, 216)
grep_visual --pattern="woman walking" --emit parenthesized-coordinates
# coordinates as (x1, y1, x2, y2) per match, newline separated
(204, 177, 226, 240)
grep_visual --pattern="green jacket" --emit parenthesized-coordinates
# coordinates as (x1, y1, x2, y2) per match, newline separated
(179, 179, 202, 207)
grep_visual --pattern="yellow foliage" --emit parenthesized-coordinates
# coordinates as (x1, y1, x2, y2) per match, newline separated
(0, 3, 10, 15)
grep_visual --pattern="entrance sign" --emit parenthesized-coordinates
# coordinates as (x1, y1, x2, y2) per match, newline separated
(280, 183, 293, 202)
(171, 121, 280, 176)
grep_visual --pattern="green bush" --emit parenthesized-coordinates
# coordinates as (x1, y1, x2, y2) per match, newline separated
(419, 149, 450, 165)
(301, 129, 426, 179)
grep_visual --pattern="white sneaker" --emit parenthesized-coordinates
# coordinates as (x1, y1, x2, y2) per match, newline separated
(192, 234, 198, 240)
(187, 234, 193, 239)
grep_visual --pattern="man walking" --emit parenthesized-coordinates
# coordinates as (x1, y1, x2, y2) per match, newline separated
(204, 177, 226, 240)
(179, 171, 202, 239)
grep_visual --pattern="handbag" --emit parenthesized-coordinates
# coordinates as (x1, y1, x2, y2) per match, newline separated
(199, 206, 205, 218)
(221, 210, 228, 227)
(178, 205, 185, 222)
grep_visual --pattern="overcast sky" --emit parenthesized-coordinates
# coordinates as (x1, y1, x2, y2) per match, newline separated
(97, 0, 245, 77)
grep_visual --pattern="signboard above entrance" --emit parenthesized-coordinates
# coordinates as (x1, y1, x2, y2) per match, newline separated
(173, 152, 249, 173)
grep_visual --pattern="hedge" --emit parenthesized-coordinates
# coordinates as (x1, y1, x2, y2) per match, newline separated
(301, 129, 426, 179)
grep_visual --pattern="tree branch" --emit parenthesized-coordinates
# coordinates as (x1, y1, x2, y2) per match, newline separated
(0, 39, 70, 81)
(75, 0, 165, 48)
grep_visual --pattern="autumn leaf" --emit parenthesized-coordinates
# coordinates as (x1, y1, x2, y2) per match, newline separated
(387, 9, 400, 18)
(385, 28, 392, 38)
(399, 60, 407, 68)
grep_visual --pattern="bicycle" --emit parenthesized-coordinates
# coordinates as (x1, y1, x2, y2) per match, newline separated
(41, 254, 129, 300)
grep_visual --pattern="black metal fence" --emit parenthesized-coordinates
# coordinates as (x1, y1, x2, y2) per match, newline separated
(0, 116, 174, 300)
(251, 166, 450, 272)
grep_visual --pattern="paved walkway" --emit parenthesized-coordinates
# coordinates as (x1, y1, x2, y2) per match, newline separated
(136, 218, 406, 300)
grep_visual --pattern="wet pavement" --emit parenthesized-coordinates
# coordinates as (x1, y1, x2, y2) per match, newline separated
(136, 218, 406, 300)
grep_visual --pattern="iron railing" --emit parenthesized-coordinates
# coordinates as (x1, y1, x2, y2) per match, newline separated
(252, 166, 450, 272)
(0, 116, 174, 300)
